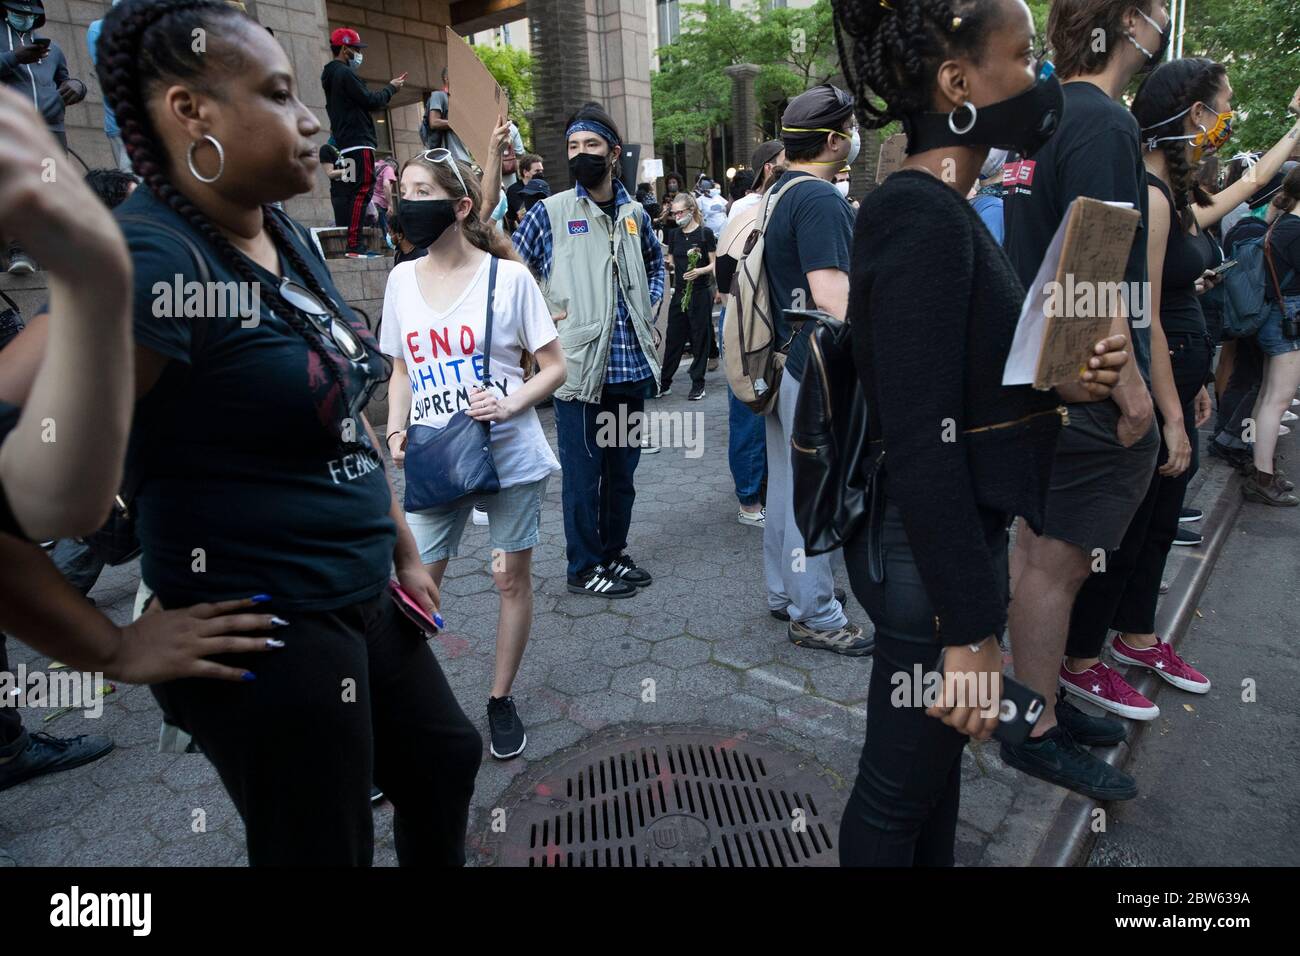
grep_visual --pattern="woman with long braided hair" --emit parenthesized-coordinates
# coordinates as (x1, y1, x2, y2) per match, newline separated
(829, 0, 1131, 864)
(95, 0, 481, 865)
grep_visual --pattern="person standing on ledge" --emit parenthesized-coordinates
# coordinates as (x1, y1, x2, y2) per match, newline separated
(321, 26, 404, 258)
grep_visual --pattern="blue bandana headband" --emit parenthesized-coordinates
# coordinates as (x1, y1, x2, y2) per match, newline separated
(566, 120, 620, 147)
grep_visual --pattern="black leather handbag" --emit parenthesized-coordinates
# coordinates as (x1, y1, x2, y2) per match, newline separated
(790, 311, 885, 575)
(403, 257, 502, 512)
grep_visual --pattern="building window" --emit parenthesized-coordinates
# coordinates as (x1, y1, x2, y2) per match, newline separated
(657, 0, 680, 44)
(766, 0, 786, 8)
(372, 110, 394, 154)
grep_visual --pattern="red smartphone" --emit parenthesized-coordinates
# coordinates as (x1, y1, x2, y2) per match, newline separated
(388, 579, 442, 635)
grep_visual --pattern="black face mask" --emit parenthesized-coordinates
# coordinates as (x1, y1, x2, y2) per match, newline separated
(902, 66, 1065, 160)
(399, 198, 458, 248)
(570, 152, 610, 189)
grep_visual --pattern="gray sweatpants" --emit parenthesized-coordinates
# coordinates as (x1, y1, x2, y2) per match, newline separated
(763, 373, 847, 631)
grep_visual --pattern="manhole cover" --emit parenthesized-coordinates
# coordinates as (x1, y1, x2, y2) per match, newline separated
(480, 726, 844, 867)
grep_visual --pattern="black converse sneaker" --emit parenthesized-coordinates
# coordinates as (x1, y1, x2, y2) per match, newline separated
(568, 565, 637, 598)
(606, 553, 652, 587)
(487, 696, 527, 759)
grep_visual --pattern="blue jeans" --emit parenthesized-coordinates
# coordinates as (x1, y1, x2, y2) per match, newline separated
(718, 308, 766, 507)
(553, 379, 651, 579)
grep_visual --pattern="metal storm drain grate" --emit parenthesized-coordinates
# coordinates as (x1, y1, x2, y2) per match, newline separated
(482, 727, 843, 867)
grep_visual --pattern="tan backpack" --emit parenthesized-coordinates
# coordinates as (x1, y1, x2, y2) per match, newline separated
(724, 176, 806, 414)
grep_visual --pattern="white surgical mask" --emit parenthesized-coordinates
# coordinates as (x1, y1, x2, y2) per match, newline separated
(834, 180, 850, 198)
(675, 213, 692, 227)
(844, 128, 861, 166)
(349, 51, 364, 69)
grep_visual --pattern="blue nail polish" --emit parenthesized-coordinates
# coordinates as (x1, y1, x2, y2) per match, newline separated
(241, 671, 257, 681)
(250, 594, 272, 604)
(266, 638, 286, 649)
(270, 616, 290, 627)
(433, 613, 445, 630)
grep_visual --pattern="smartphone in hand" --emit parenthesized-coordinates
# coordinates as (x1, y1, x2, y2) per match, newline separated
(388, 579, 442, 636)
(1211, 259, 1238, 276)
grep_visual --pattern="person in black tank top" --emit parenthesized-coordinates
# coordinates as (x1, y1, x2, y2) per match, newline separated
(1062, 58, 1292, 712)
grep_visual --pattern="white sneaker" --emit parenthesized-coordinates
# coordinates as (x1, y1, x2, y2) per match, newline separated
(1284, 411, 1298, 423)
(1280, 425, 1292, 437)
(640, 438, 660, 454)
(472, 507, 489, 526)
(737, 508, 765, 527)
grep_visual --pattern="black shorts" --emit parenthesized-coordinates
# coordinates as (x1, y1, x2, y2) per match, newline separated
(1041, 400, 1159, 552)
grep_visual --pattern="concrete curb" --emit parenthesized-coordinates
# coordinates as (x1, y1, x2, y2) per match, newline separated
(1028, 462, 1245, 867)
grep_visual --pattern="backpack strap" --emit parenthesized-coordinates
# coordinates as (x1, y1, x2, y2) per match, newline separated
(114, 214, 217, 509)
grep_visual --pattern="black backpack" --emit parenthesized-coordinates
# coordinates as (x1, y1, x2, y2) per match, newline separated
(789, 310, 884, 567)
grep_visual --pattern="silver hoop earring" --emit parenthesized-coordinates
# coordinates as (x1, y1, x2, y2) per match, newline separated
(948, 102, 977, 136)
(187, 134, 225, 184)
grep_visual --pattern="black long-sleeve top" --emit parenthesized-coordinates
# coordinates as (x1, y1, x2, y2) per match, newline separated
(849, 170, 1063, 645)
(321, 60, 396, 151)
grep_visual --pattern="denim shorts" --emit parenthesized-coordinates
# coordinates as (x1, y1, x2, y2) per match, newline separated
(406, 475, 550, 563)
(1256, 297, 1300, 357)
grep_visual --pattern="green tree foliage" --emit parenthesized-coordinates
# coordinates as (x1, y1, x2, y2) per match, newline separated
(472, 42, 535, 148)
(651, 0, 838, 158)
(1180, 0, 1300, 154)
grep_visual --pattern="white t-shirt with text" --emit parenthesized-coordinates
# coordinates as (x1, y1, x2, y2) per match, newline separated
(380, 254, 561, 489)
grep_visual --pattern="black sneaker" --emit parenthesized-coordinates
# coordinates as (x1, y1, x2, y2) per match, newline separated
(999, 726, 1137, 801)
(567, 565, 637, 598)
(1173, 526, 1202, 547)
(1208, 440, 1253, 474)
(1178, 507, 1203, 523)
(0, 732, 114, 792)
(370, 785, 385, 804)
(688, 386, 706, 401)
(657, 385, 672, 398)
(1055, 693, 1127, 747)
(487, 695, 527, 759)
(606, 553, 652, 587)
(771, 587, 846, 622)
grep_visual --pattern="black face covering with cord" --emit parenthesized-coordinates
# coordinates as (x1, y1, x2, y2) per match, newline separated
(901, 67, 1064, 159)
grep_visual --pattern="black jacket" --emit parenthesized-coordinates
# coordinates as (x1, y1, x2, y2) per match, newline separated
(321, 60, 395, 151)
(850, 170, 1062, 645)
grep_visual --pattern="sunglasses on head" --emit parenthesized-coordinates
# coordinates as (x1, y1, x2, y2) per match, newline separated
(416, 148, 469, 197)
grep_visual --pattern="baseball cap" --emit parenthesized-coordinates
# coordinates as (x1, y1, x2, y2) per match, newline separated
(330, 27, 367, 48)
(520, 177, 551, 199)
(751, 139, 785, 172)
(782, 84, 855, 153)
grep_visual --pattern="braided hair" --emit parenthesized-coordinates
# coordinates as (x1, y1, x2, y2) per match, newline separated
(1131, 57, 1225, 233)
(96, 0, 389, 452)
(832, 0, 1002, 130)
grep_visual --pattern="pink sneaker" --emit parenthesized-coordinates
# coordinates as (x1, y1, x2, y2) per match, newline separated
(1110, 635, 1211, 694)
(1059, 661, 1159, 720)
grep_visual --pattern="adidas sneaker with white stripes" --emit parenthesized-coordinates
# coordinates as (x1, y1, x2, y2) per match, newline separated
(567, 565, 637, 598)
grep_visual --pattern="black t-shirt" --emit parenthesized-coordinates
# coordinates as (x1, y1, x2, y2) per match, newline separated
(0, 400, 22, 538)
(120, 188, 395, 612)
(762, 171, 856, 381)
(1149, 175, 1213, 337)
(1004, 81, 1152, 381)
(668, 224, 716, 299)
(1267, 214, 1300, 298)
(319, 143, 345, 198)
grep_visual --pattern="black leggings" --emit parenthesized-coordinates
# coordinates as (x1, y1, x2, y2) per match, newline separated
(840, 499, 1009, 866)
(151, 590, 482, 866)
(1068, 332, 1211, 655)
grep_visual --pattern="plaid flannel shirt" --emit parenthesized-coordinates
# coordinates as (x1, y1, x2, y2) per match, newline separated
(512, 179, 664, 384)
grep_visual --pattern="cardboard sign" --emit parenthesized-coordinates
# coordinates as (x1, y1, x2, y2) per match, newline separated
(445, 31, 509, 168)
(875, 133, 907, 183)
(1003, 197, 1142, 390)
(641, 158, 664, 181)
